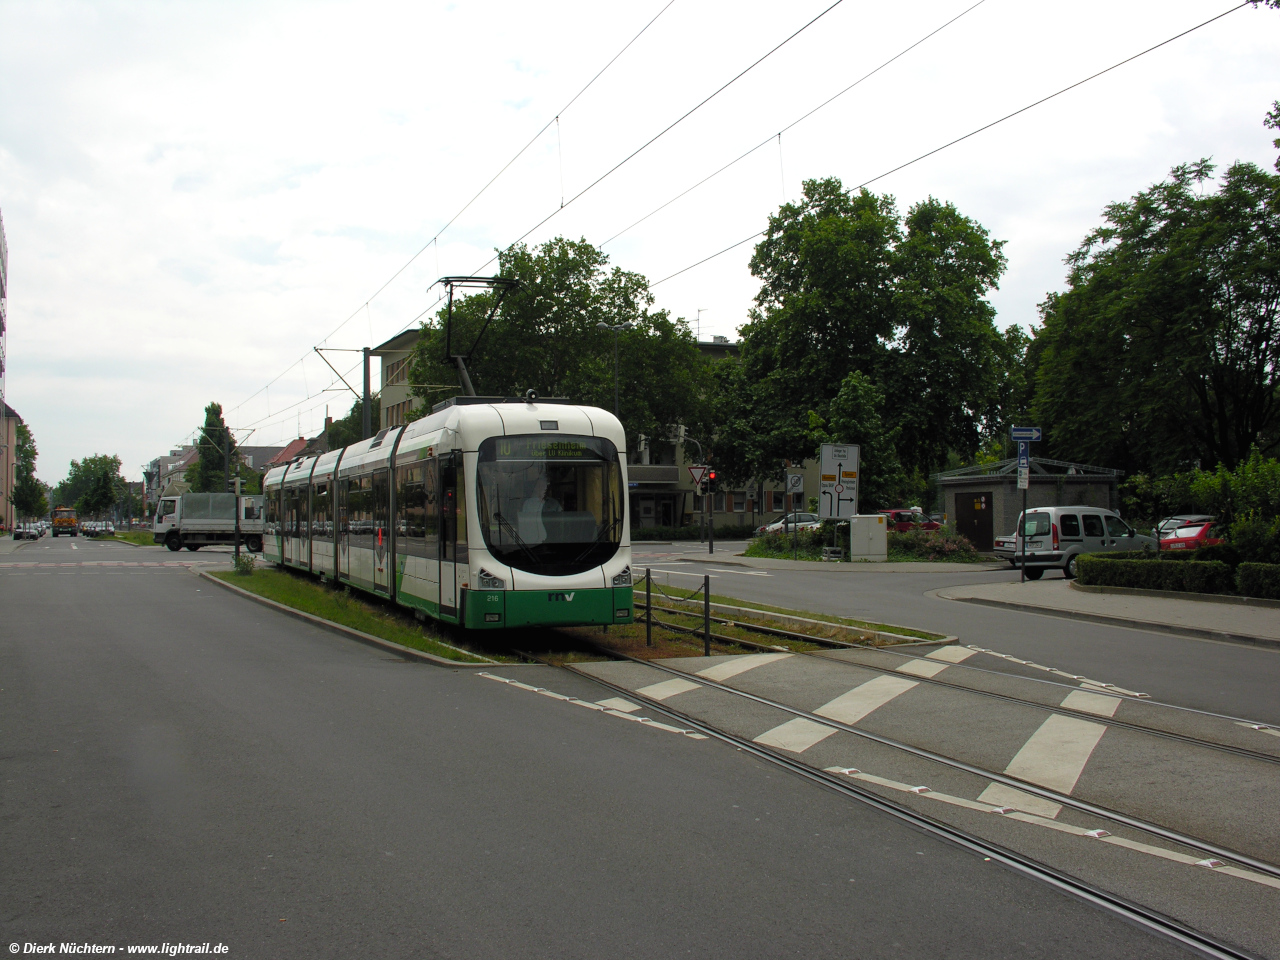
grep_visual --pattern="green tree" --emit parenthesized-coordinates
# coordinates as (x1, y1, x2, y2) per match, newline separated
(884, 197, 1007, 477)
(808, 371, 905, 510)
(185, 402, 237, 493)
(407, 237, 711, 453)
(54, 454, 124, 510)
(717, 177, 1006, 487)
(1031, 159, 1280, 474)
(327, 395, 380, 449)
(8, 423, 48, 519)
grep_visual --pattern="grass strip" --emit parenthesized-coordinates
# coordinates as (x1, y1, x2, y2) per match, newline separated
(102, 531, 155, 546)
(210, 568, 493, 663)
(635, 584, 943, 641)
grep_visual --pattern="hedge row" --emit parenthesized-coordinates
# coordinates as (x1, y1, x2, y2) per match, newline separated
(1077, 554, 1280, 599)
(1237, 563, 1280, 600)
(1076, 556, 1235, 594)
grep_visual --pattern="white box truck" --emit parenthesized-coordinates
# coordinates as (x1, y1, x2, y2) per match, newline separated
(154, 492, 264, 552)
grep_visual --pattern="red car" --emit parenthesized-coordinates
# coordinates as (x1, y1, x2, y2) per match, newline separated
(1160, 519, 1225, 552)
(878, 508, 942, 533)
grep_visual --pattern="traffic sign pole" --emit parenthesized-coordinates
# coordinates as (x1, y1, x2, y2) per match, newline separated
(1010, 427, 1040, 584)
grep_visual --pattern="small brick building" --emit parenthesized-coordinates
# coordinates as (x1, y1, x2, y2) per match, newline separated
(933, 458, 1122, 551)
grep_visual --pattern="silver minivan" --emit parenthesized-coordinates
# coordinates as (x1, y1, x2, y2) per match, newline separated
(1004, 506, 1157, 580)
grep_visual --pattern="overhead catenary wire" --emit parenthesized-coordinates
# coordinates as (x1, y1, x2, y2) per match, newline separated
(227, 0, 678, 423)
(248, 0, 854, 420)
(468, 0, 849, 275)
(649, 1, 1251, 288)
(602, 0, 988, 247)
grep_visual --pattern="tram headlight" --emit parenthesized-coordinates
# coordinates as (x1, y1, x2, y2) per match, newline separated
(611, 566, 632, 586)
(477, 568, 506, 590)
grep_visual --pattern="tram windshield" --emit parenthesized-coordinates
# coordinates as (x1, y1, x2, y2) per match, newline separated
(476, 435, 624, 575)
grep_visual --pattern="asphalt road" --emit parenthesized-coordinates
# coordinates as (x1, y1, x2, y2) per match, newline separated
(634, 541, 1280, 725)
(2, 536, 1200, 959)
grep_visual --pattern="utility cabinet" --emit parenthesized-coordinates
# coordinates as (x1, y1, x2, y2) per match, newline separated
(849, 514, 888, 561)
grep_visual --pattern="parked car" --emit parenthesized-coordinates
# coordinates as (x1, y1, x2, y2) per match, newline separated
(1156, 515, 1214, 539)
(878, 508, 942, 533)
(1008, 506, 1156, 579)
(13, 522, 41, 540)
(755, 512, 822, 536)
(1160, 519, 1225, 553)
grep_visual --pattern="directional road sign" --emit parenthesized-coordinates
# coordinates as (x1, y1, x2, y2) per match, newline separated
(688, 465, 708, 486)
(818, 443, 860, 519)
(1010, 426, 1042, 442)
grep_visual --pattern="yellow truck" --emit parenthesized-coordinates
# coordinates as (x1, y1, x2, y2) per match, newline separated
(51, 505, 79, 537)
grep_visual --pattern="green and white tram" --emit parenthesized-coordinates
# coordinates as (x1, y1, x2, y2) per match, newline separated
(262, 397, 633, 629)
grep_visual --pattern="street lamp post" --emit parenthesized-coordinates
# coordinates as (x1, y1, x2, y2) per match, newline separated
(596, 321, 634, 416)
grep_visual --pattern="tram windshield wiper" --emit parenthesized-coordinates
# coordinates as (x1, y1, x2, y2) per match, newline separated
(492, 512, 540, 567)
(571, 516, 622, 565)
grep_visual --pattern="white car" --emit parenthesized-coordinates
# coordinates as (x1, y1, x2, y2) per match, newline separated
(755, 512, 822, 536)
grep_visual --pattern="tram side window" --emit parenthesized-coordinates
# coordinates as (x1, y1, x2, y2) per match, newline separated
(265, 492, 278, 535)
(312, 483, 330, 538)
(396, 465, 426, 558)
(348, 475, 372, 550)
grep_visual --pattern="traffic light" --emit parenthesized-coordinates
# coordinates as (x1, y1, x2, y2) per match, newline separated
(706, 469, 717, 492)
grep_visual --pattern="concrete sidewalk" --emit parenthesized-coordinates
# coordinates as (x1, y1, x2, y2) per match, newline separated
(936, 578, 1280, 648)
(0, 537, 37, 556)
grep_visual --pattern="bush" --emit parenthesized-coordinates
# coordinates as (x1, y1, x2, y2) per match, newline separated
(1236, 563, 1280, 600)
(745, 528, 830, 559)
(1228, 514, 1280, 565)
(233, 552, 257, 576)
(887, 528, 980, 562)
(1076, 555, 1233, 594)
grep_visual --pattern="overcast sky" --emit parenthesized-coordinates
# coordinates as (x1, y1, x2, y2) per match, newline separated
(2, 0, 1278, 483)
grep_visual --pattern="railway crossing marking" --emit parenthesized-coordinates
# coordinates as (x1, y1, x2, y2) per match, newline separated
(813, 675, 918, 726)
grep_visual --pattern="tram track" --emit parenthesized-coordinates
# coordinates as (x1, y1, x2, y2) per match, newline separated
(634, 599, 1280, 767)
(531, 649, 1264, 960)
(559, 631, 1280, 887)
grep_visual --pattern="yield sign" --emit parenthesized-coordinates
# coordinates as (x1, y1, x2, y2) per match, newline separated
(688, 465, 708, 485)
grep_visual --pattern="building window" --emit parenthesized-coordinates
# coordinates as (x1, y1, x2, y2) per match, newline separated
(385, 357, 409, 386)
(771, 491, 783, 512)
(733, 492, 745, 513)
(714, 492, 726, 513)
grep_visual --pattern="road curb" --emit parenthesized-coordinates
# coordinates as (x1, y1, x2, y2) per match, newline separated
(198, 570, 501, 668)
(942, 593, 1280, 651)
(1069, 579, 1280, 610)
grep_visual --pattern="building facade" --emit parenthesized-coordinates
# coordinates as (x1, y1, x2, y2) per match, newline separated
(933, 457, 1123, 551)
(1, 403, 18, 532)
(372, 330, 417, 430)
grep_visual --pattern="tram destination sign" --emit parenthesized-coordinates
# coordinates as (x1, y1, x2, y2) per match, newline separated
(493, 436, 606, 460)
